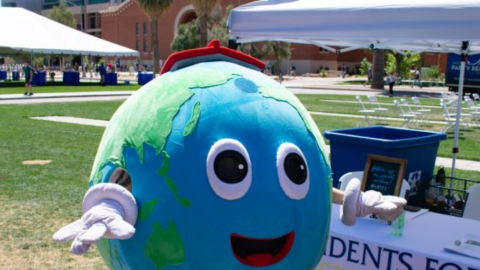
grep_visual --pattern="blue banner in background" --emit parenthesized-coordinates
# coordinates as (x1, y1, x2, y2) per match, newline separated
(446, 54, 480, 88)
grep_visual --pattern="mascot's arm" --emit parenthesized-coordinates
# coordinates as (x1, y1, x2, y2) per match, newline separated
(53, 183, 138, 255)
(334, 178, 407, 226)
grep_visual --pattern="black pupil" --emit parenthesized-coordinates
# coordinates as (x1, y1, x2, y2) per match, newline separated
(214, 150, 248, 184)
(284, 153, 307, 185)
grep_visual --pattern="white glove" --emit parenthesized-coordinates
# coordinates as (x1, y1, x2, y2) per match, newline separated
(341, 178, 407, 226)
(53, 183, 138, 255)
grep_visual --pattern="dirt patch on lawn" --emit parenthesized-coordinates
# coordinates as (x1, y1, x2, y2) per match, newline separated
(22, 160, 52, 165)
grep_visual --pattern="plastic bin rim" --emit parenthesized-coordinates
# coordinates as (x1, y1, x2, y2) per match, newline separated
(323, 126, 447, 148)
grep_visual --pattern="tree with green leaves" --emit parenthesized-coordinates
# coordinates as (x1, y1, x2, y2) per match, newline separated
(171, 5, 290, 74)
(191, 0, 221, 47)
(137, 0, 173, 74)
(48, 2, 76, 28)
(171, 5, 230, 51)
(385, 51, 422, 78)
(171, 20, 200, 51)
(360, 57, 371, 76)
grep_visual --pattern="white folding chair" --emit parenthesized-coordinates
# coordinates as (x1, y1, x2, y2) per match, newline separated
(355, 96, 375, 127)
(441, 92, 458, 110)
(440, 99, 471, 132)
(472, 93, 480, 103)
(393, 100, 417, 128)
(464, 97, 480, 122)
(367, 95, 388, 123)
(463, 184, 480, 221)
(411, 96, 432, 114)
(400, 98, 424, 125)
(339, 171, 410, 199)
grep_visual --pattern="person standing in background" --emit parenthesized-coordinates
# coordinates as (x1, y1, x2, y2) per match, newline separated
(364, 67, 373, 86)
(23, 60, 34, 96)
(411, 67, 422, 88)
(341, 64, 347, 79)
(99, 62, 106, 85)
(290, 63, 296, 78)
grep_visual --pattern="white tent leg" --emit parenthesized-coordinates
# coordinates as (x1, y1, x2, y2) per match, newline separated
(450, 41, 470, 196)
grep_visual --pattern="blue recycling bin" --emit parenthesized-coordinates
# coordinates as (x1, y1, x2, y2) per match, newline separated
(12, 71, 19, 81)
(323, 126, 447, 190)
(105, 73, 117, 86)
(0, 71, 6, 80)
(138, 73, 154, 85)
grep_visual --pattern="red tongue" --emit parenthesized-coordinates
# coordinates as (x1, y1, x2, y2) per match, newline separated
(245, 253, 274, 267)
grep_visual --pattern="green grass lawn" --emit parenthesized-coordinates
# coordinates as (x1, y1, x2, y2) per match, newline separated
(0, 102, 123, 269)
(298, 94, 480, 161)
(0, 81, 141, 95)
(0, 95, 478, 269)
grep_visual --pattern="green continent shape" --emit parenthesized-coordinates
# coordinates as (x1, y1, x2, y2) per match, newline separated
(259, 85, 332, 201)
(259, 85, 330, 165)
(183, 101, 201, 137)
(138, 198, 159, 221)
(90, 69, 236, 184)
(145, 221, 185, 270)
(158, 151, 171, 177)
(97, 239, 116, 270)
(165, 176, 191, 207)
(158, 151, 190, 207)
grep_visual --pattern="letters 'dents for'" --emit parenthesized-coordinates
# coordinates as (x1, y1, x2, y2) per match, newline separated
(361, 155, 407, 197)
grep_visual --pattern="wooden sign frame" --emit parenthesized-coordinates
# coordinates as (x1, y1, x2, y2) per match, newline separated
(361, 154, 407, 196)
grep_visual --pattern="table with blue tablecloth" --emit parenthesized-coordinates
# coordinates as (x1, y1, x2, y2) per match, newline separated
(105, 73, 118, 86)
(138, 72, 154, 85)
(0, 71, 6, 80)
(63, 71, 80, 86)
(12, 71, 20, 81)
(31, 71, 46, 86)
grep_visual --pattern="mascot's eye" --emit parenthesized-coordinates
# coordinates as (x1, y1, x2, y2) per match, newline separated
(109, 168, 132, 192)
(207, 139, 252, 200)
(214, 150, 248, 184)
(284, 153, 307, 185)
(277, 143, 310, 200)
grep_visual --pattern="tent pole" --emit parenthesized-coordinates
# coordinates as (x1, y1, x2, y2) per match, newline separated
(449, 41, 469, 196)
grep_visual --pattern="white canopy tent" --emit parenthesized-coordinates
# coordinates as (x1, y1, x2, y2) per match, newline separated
(0, 7, 138, 57)
(228, 0, 480, 55)
(228, 0, 480, 181)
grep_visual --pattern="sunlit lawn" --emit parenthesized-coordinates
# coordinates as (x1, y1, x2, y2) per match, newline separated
(0, 95, 478, 269)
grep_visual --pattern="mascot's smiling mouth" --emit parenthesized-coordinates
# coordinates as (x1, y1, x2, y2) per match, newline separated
(231, 232, 295, 267)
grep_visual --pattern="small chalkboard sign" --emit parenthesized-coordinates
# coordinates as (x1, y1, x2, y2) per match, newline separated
(361, 155, 407, 196)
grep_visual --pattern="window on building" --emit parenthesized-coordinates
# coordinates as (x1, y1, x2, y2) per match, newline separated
(136, 23, 140, 35)
(143, 40, 148, 54)
(143, 22, 148, 35)
(89, 14, 97, 29)
(136, 40, 140, 52)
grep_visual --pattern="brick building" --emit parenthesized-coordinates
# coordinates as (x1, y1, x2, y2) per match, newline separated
(41, 0, 126, 38)
(98, 0, 446, 75)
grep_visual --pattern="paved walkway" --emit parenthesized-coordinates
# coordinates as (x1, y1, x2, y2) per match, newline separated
(0, 91, 134, 104)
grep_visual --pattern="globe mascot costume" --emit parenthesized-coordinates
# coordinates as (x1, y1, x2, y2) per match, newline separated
(54, 41, 406, 270)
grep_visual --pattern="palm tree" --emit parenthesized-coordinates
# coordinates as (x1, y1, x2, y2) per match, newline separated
(136, 0, 173, 74)
(371, 49, 385, 89)
(191, 0, 220, 47)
